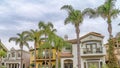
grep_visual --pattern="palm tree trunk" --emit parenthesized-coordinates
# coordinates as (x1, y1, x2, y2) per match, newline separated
(44, 34, 47, 68)
(55, 50, 59, 68)
(20, 45, 23, 68)
(34, 42, 37, 68)
(44, 49, 47, 68)
(0, 58, 2, 66)
(108, 23, 113, 39)
(107, 16, 113, 39)
(76, 26, 81, 68)
(48, 48, 52, 68)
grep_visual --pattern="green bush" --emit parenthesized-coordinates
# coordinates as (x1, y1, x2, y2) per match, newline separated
(0, 66, 7, 68)
(89, 64, 97, 68)
(30, 63, 35, 67)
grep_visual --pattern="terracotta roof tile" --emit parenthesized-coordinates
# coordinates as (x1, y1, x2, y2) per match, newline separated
(60, 53, 73, 58)
(67, 32, 104, 44)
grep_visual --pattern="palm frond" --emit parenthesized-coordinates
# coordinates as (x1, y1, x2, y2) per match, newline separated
(83, 8, 97, 18)
(64, 17, 72, 25)
(61, 5, 74, 12)
(9, 37, 18, 42)
(38, 21, 45, 30)
(47, 22, 54, 28)
(111, 9, 120, 19)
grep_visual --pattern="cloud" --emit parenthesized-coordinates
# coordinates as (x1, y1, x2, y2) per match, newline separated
(0, 0, 120, 50)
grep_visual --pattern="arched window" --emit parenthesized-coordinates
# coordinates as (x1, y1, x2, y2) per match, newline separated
(64, 59, 73, 68)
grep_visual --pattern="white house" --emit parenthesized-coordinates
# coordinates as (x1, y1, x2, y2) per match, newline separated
(4, 47, 30, 68)
(60, 32, 106, 68)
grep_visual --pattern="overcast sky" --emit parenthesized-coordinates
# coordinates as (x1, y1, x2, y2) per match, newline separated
(0, 0, 120, 51)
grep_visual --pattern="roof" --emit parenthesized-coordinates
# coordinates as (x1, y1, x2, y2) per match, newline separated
(9, 47, 30, 54)
(60, 53, 73, 58)
(0, 40, 8, 52)
(67, 32, 104, 44)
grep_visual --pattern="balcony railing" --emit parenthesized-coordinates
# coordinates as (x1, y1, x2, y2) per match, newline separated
(81, 47, 106, 55)
(36, 51, 53, 59)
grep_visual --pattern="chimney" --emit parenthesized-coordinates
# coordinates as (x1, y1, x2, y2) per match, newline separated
(64, 35, 68, 40)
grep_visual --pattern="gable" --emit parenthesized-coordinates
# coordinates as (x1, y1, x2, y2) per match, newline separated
(80, 35, 103, 42)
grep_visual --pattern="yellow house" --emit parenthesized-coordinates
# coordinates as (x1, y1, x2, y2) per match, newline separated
(30, 44, 59, 68)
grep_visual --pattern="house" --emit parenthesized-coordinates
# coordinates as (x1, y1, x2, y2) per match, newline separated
(60, 32, 106, 68)
(30, 44, 58, 68)
(4, 47, 30, 68)
(0, 40, 8, 66)
(105, 32, 120, 66)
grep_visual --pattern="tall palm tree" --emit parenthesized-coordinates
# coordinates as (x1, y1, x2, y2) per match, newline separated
(52, 34, 70, 68)
(83, 0, 120, 39)
(9, 32, 30, 68)
(23, 29, 42, 68)
(38, 21, 56, 68)
(83, 0, 120, 67)
(61, 5, 84, 68)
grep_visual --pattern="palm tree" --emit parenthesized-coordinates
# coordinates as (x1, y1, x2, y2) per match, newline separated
(61, 5, 84, 68)
(51, 33, 71, 68)
(83, 0, 120, 67)
(0, 49, 6, 66)
(23, 29, 42, 68)
(9, 32, 30, 68)
(38, 21, 56, 68)
(84, 0, 120, 39)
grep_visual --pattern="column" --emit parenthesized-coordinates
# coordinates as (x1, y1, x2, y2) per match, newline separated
(99, 61, 100, 68)
(86, 62, 88, 68)
(61, 59, 64, 68)
(18, 63, 20, 68)
(10, 64, 12, 68)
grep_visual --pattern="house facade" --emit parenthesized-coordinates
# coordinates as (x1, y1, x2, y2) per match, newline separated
(105, 32, 120, 67)
(4, 47, 30, 68)
(60, 32, 106, 68)
(30, 46, 58, 68)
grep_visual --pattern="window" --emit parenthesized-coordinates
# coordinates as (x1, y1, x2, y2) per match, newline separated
(18, 53, 21, 57)
(41, 49, 53, 59)
(8, 54, 10, 59)
(12, 52, 15, 57)
(86, 43, 97, 53)
(23, 64, 25, 68)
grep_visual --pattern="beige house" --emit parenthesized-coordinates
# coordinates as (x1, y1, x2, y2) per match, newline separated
(105, 32, 120, 66)
(4, 47, 30, 68)
(60, 32, 106, 68)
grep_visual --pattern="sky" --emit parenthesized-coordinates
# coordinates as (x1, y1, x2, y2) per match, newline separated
(0, 0, 120, 51)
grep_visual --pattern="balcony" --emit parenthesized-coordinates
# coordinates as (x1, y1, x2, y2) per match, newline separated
(36, 51, 55, 61)
(81, 47, 106, 57)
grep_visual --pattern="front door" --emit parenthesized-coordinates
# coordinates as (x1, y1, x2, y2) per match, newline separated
(64, 59, 73, 68)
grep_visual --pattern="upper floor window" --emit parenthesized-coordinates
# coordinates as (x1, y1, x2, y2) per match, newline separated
(18, 53, 21, 57)
(12, 52, 15, 57)
(42, 49, 53, 59)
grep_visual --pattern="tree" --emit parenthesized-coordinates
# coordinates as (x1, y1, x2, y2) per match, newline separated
(38, 21, 56, 68)
(61, 5, 84, 68)
(83, 0, 120, 68)
(23, 29, 42, 68)
(0, 49, 6, 66)
(51, 34, 71, 68)
(84, 0, 120, 38)
(9, 32, 30, 68)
